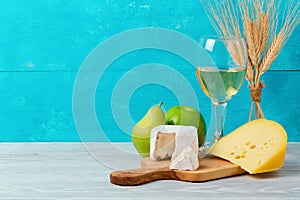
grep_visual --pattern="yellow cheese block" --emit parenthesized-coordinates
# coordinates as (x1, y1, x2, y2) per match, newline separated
(210, 119, 287, 174)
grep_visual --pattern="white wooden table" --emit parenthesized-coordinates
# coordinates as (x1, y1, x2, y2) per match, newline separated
(0, 142, 299, 199)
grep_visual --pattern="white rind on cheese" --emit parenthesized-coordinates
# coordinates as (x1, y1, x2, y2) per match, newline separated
(150, 125, 199, 170)
(170, 146, 199, 170)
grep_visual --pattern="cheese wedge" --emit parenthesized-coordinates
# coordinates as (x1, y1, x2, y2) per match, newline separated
(210, 119, 287, 174)
(150, 125, 199, 170)
(170, 146, 199, 170)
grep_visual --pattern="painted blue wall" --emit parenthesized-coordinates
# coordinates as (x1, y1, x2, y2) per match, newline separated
(0, 0, 299, 142)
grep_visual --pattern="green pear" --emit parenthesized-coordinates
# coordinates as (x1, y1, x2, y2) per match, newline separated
(132, 102, 165, 157)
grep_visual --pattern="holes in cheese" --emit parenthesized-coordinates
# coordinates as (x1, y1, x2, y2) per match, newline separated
(210, 119, 287, 174)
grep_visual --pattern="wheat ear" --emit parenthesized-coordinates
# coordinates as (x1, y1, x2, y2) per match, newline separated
(246, 62, 254, 83)
(260, 31, 284, 74)
(258, 13, 269, 54)
(244, 18, 260, 66)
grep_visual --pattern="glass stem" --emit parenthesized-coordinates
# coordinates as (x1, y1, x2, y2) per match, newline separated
(213, 101, 227, 143)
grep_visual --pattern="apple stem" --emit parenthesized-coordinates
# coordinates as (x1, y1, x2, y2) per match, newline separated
(158, 101, 163, 108)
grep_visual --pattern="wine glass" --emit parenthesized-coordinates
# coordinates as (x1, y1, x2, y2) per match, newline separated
(196, 35, 247, 153)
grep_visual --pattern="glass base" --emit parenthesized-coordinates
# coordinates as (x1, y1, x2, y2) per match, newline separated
(199, 141, 217, 157)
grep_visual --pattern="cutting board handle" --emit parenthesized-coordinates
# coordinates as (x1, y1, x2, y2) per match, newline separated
(110, 166, 177, 186)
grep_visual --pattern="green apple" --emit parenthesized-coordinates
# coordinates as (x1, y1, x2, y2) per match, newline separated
(165, 105, 206, 146)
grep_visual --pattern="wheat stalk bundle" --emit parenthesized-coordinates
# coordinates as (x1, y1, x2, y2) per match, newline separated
(200, 0, 300, 120)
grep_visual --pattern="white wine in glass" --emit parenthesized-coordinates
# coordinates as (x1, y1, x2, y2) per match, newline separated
(196, 66, 246, 103)
(197, 35, 247, 152)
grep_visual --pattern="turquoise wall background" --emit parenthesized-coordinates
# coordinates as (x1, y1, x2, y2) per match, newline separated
(0, 0, 299, 142)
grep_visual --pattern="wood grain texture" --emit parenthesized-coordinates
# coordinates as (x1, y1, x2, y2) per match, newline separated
(0, 70, 299, 142)
(0, 71, 299, 142)
(143, 157, 246, 182)
(0, 1, 298, 71)
(110, 166, 177, 186)
(111, 157, 245, 186)
(0, 142, 299, 199)
(0, 1, 298, 144)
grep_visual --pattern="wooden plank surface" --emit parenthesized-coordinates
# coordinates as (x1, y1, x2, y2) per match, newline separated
(0, 1, 298, 71)
(0, 1, 298, 144)
(0, 142, 299, 199)
(0, 71, 299, 142)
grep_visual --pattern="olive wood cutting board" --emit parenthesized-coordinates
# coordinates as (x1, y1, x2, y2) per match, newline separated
(110, 156, 246, 186)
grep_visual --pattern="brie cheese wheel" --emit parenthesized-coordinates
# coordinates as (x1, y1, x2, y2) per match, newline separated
(150, 125, 199, 170)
